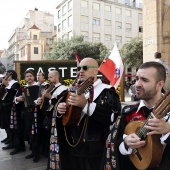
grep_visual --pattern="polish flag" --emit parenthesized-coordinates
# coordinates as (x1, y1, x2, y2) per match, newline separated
(99, 43, 124, 89)
(74, 51, 81, 66)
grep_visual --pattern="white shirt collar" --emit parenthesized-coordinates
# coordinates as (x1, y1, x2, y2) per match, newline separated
(55, 83, 61, 87)
(136, 100, 146, 113)
(136, 100, 155, 113)
(6, 80, 18, 89)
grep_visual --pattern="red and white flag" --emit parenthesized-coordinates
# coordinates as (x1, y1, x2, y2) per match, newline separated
(99, 43, 124, 89)
(74, 51, 81, 66)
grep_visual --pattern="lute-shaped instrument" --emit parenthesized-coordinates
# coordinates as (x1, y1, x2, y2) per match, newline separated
(40, 83, 55, 110)
(62, 76, 94, 126)
(124, 89, 170, 170)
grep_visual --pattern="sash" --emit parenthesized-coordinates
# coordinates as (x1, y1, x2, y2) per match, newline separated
(104, 116, 121, 170)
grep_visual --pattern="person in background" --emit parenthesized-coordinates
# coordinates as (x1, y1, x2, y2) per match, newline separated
(57, 58, 121, 170)
(154, 52, 169, 94)
(36, 71, 48, 86)
(1, 70, 20, 151)
(37, 70, 67, 169)
(154, 52, 169, 74)
(128, 80, 139, 101)
(15, 70, 39, 162)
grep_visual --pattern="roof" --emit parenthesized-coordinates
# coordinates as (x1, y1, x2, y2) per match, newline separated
(30, 24, 40, 30)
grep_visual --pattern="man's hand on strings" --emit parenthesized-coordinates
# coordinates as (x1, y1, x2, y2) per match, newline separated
(124, 133, 146, 149)
(68, 93, 87, 108)
(145, 118, 170, 135)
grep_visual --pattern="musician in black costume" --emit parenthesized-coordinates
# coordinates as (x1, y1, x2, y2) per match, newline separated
(102, 61, 170, 170)
(1, 70, 20, 150)
(15, 70, 39, 162)
(37, 70, 67, 167)
(36, 71, 48, 86)
(0, 74, 6, 133)
(57, 58, 121, 170)
(10, 82, 26, 155)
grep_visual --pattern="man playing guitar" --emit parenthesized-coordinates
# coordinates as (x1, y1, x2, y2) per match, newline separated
(105, 61, 170, 170)
(57, 58, 121, 170)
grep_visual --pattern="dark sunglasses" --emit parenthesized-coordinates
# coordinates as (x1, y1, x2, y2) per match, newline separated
(77, 65, 97, 71)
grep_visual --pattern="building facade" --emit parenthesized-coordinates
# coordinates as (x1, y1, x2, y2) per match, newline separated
(56, 0, 143, 50)
(143, 0, 170, 89)
(7, 9, 54, 69)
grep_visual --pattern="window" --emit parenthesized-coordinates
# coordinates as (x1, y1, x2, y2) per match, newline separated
(93, 2, 100, 10)
(93, 33, 100, 40)
(116, 36, 122, 43)
(93, 18, 100, 25)
(125, 0, 130, 5)
(58, 24, 61, 32)
(68, 15, 72, 26)
(126, 23, 131, 31)
(139, 26, 143, 32)
(139, 3, 142, 9)
(58, 10, 61, 18)
(126, 37, 131, 41)
(127, 67, 131, 72)
(68, 0, 72, 11)
(81, 0, 88, 8)
(116, 7, 122, 15)
(62, 5, 66, 15)
(125, 10, 131, 17)
(105, 5, 111, 12)
(139, 13, 143, 20)
(62, 20, 66, 29)
(81, 31, 88, 39)
(62, 34, 67, 40)
(105, 34, 111, 41)
(116, 22, 122, 29)
(33, 35, 37, 40)
(104, 19, 111, 26)
(34, 47, 38, 54)
(68, 31, 73, 39)
(81, 15, 88, 23)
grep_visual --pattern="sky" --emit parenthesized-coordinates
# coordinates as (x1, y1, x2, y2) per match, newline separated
(0, 0, 63, 50)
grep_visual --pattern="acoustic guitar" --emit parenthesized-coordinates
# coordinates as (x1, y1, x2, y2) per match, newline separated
(124, 89, 170, 170)
(40, 83, 55, 110)
(62, 76, 94, 126)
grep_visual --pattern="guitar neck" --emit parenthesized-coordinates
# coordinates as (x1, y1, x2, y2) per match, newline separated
(137, 90, 170, 139)
(137, 112, 155, 140)
(76, 77, 94, 95)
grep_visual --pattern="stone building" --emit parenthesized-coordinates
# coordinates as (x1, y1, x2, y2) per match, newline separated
(56, 0, 143, 50)
(143, 0, 170, 89)
(7, 9, 54, 69)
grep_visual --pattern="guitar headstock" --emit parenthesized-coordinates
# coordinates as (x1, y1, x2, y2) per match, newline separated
(76, 76, 94, 95)
(46, 83, 55, 93)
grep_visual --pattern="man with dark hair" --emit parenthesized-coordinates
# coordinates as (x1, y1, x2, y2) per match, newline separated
(36, 72, 47, 85)
(103, 61, 170, 170)
(15, 70, 39, 161)
(1, 70, 20, 150)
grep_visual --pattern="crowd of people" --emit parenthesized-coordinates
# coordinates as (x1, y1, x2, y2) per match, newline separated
(0, 69, 68, 167)
(0, 57, 170, 170)
(0, 58, 121, 170)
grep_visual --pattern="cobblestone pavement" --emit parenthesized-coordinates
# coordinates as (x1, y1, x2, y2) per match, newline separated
(0, 129, 47, 170)
(0, 91, 136, 170)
